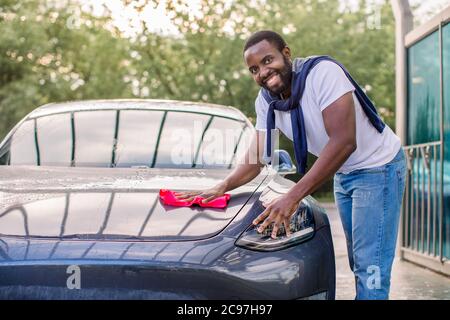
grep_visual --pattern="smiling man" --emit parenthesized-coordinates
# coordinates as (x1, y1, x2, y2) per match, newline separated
(176, 30, 406, 300)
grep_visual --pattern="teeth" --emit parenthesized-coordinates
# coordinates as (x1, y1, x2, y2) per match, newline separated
(266, 74, 278, 85)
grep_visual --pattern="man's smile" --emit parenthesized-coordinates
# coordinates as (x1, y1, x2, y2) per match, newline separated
(264, 73, 280, 88)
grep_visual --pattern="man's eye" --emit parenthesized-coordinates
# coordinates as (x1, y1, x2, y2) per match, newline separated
(250, 68, 258, 74)
(264, 57, 273, 64)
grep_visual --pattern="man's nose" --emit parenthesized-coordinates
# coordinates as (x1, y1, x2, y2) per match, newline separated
(258, 66, 270, 81)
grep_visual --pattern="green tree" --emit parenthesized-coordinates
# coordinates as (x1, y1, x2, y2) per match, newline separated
(0, 0, 133, 137)
(0, 0, 397, 139)
(0, 0, 397, 196)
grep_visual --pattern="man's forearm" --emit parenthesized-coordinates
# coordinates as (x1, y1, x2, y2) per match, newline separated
(286, 91, 358, 202)
(221, 162, 262, 192)
(287, 138, 356, 202)
(219, 131, 265, 192)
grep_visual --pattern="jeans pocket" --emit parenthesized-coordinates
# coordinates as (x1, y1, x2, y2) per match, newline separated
(355, 166, 386, 174)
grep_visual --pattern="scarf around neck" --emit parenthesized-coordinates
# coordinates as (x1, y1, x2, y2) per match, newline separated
(260, 55, 385, 174)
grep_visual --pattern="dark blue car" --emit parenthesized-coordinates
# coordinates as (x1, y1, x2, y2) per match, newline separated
(0, 99, 335, 299)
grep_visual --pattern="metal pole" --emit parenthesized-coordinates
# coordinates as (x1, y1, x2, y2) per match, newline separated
(392, 0, 413, 144)
(392, 0, 414, 258)
(404, 149, 410, 247)
(438, 22, 444, 263)
(410, 149, 414, 248)
(415, 148, 419, 250)
(421, 147, 425, 252)
(426, 147, 431, 255)
(433, 144, 438, 256)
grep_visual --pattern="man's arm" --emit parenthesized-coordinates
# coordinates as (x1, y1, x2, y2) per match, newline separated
(253, 91, 356, 237)
(221, 130, 266, 191)
(287, 91, 356, 200)
(175, 130, 266, 203)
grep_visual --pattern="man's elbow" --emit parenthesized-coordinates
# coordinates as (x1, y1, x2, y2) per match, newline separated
(333, 135, 356, 156)
(344, 137, 357, 154)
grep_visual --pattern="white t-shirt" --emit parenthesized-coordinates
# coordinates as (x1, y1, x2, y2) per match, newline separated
(255, 60, 401, 174)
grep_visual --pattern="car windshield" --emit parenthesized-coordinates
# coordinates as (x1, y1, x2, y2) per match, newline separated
(0, 108, 253, 169)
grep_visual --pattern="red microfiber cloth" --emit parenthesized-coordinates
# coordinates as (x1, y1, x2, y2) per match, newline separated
(159, 189, 231, 208)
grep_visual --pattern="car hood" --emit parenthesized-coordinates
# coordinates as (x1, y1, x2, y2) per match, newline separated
(0, 166, 268, 241)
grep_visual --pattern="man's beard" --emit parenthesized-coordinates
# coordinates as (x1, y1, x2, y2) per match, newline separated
(263, 56, 292, 97)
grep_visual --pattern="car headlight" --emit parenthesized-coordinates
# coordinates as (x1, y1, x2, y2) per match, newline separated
(235, 202, 315, 252)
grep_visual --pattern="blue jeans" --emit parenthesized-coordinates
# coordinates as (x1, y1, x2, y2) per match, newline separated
(334, 148, 406, 300)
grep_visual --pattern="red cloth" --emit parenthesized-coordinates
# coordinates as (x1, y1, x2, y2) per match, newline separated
(159, 189, 231, 208)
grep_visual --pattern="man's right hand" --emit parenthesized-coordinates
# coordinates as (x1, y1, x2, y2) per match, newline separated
(174, 183, 228, 204)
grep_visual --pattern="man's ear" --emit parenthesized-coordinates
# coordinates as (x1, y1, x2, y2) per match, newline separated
(282, 46, 291, 59)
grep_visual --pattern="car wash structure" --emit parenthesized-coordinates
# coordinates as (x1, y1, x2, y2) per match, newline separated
(392, 0, 450, 276)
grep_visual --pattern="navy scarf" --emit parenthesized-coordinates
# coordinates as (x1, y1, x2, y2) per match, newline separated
(261, 55, 385, 174)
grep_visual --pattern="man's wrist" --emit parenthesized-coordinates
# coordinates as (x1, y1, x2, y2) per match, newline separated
(219, 180, 230, 193)
(287, 185, 306, 204)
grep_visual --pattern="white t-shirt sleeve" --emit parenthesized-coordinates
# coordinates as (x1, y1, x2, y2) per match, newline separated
(254, 91, 268, 130)
(308, 60, 355, 112)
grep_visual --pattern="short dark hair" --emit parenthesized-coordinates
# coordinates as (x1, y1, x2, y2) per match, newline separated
(243, 30, 287, 53)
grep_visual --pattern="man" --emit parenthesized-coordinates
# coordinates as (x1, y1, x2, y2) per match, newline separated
(176, 30, 406, 300)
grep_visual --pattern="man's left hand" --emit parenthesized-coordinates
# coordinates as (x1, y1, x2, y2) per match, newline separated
(252, 193, 301, 239)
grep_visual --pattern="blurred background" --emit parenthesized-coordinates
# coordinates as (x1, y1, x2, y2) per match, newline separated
(1, 0, 449, 198)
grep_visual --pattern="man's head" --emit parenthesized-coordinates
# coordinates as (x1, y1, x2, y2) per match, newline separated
(243, 30, 292, 97)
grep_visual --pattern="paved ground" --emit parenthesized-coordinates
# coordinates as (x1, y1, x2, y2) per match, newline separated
(322, 202, 450, 300)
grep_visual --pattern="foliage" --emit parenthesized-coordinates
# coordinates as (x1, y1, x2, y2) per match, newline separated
(0, 0, 396, 195)
(0, 0, 396, 139)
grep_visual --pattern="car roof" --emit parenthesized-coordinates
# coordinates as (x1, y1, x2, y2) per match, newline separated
(27, 99, 248, 122)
